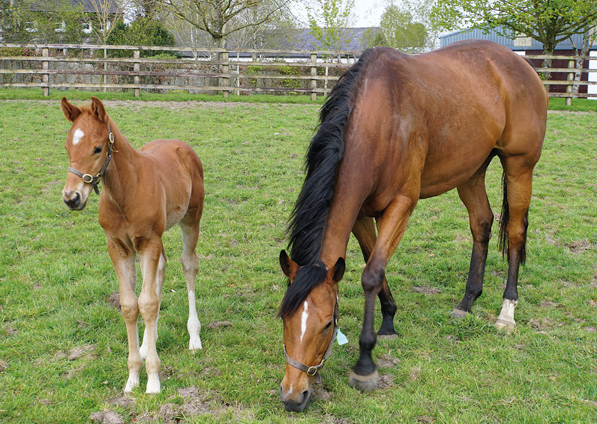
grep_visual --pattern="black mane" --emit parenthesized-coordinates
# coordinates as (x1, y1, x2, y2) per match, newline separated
(278, 48, 376, 319)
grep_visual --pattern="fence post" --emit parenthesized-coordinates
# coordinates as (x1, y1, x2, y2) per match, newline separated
(310, 53, 317, 101)
(566, 59, 574, 106)
(42, 47, 49, 97)
(222, 51, 229, 99)
(134, 50, 140, 98)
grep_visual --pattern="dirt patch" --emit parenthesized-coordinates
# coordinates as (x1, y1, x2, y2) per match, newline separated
(105, 292, 121, 310)
(89, 410, 125, 424)
(377, 373, 395, 389)
(206, 320, 234, 330)
(67, 345, 96, 360)
(377, 353, 401, 368)
(108, 397, 135, 409)
(0, 359, 8, 372)
(412, 286, 442, 295)
(565, 239, 592, 254)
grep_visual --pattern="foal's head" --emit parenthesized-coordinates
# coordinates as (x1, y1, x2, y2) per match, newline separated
(278, 250, 344, 412)
(61, 97, 112, 210)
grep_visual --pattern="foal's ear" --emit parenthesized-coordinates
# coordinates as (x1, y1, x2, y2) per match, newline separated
(61, 97, 81, 122)
(90, 96, 107, 123)
(331, 257, 345, 283)
(279, 250, 299, 280)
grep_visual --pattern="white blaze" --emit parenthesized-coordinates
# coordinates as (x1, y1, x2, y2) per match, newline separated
(300, 301, 309, 342)
(72, 128, 84, 145)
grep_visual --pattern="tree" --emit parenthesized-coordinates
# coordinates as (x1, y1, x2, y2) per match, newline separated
(361, 27, 388, 49)
(107, 18, 176, 56)
(306, 0, 355, 52)
(431, 0, 597, 56)
(82, 0, 125, 44)
(157, 0, 292, 48)
(380, 4, 427, 52)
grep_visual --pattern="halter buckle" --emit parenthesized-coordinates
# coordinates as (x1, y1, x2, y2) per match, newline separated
(306, 366, 318, 376)
(82, 174, 94, 184)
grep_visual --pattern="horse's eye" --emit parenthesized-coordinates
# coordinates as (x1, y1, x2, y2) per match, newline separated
(324, 321, 332, 331)
(93, 146, 103, 154)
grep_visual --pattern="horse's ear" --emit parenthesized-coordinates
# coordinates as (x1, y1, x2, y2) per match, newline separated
(90, 96, 107, 123)
(61, 97, 81, 122)
(331, 257, 345, 283)
(279, 250, 299, 280)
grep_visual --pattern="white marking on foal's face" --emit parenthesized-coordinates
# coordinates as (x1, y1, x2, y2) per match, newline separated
(300, 301, 309, 343)
(72, 128, 84, 145)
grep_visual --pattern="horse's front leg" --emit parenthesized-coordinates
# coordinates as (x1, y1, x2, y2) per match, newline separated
(138, 237, 164, 394)
(350, 195, 415, 392)
(107, 241, 140, 393)
(140, 250, 166, 359)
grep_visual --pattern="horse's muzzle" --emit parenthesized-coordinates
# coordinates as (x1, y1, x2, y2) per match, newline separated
(63, 190, 86, 210)
(280, 386, 310, 412)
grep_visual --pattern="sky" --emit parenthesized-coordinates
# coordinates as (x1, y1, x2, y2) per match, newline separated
(351, 0, 385, 27)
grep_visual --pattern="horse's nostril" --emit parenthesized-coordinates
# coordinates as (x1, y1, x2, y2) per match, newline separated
(301, 390, 309, 404)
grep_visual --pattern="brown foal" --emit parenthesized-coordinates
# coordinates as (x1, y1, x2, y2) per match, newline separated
(61, 97, 205, 394)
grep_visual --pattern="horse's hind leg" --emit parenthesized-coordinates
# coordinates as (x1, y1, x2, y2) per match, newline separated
(495, 157, 535, 329)
(452, 161, 494, 317)
(180, 220, 202, 351)
(352, 216, 398, 338)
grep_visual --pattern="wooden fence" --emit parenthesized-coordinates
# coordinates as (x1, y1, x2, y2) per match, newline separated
(1, 43, 596, 104)
(0, 43, 360, 100)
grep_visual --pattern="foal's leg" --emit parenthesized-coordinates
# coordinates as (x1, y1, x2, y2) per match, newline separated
(137, 237, 164, 393)
(107, 241, 141, 393)
(452, 167, 494, 318)
(495, 158, 534, 329)
(352, 216, 398, 338)
(350, 194, 416, 392)
(140, 250, 166, 359)
(180, 221, 202, 351)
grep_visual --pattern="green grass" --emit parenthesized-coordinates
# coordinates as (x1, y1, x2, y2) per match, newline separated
(0, 99, 596, 423)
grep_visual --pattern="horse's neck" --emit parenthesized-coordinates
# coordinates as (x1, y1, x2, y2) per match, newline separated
(102, 121, 140, 207)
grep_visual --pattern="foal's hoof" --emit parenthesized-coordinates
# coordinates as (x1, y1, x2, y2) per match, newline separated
(349, 370, 379, 392)
(450, 308, 467, 319)
(495, 318, 516, 331)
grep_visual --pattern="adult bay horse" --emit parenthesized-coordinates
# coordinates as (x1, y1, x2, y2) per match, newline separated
(278, 40, 548, 411)
(61, 97, 205, 394)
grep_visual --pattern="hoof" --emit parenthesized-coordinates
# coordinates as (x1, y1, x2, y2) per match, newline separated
(495, 318, 516, 331)
(349, 370, 379, 392)
(377, 334, 398, 341)
(450, 308, 467, 319)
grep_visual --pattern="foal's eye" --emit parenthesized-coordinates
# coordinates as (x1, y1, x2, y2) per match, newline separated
(324, 321, 332, 331)
(93, 146, 103, 154)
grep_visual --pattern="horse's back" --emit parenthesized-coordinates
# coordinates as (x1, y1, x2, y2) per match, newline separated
(348, 41, 547, 200)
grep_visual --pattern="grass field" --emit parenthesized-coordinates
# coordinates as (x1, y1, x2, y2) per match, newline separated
(0, 94, 596, 423)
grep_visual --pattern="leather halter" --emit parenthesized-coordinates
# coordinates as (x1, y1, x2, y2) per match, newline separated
(67, 123, 115, 195)
(283, 302, 339, 379)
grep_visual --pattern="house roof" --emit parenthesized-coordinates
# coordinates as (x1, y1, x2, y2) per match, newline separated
(440, 26, 597, 51)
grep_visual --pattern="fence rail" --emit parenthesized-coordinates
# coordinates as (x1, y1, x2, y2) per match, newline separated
(0, 43, 360, 100)
(1, 44, 596, 103)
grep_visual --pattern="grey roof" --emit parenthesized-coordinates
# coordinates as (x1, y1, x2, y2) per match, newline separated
(440, 26, 597, 50)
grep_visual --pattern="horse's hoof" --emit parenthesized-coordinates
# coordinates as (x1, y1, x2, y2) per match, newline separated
(377, 334, 398, 341)
(495, 318, 516, 331)
(450, 308, 467, 319)
(349, 370, 379, 392)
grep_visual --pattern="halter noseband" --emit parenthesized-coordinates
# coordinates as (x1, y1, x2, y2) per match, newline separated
(67, 123, 115, 195)
(283, 302, 339, 379)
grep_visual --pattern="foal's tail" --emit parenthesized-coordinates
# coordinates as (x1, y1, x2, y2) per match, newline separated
(498, 172, 527, 264)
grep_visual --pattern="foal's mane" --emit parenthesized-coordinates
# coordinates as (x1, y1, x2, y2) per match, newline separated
(278, 48, 376, 319)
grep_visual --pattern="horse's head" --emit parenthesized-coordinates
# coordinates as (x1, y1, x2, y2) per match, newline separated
(278, 250, 345, 412)
(61, 97, 112, 210)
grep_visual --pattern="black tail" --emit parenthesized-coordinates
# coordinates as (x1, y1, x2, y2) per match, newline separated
(498, 172, 527, 264)
(287, 49, 375, 266)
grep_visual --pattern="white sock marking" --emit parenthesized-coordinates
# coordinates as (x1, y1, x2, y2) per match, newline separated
(72, 128, 84, 145)
(300, 301, 309, 343)
(497, 299, 518, 326)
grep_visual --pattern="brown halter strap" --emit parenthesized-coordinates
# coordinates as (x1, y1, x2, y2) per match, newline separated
(67, 123, 115, 195)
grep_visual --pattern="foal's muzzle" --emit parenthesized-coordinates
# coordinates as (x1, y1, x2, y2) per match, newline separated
(63, 189, 87, 210)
